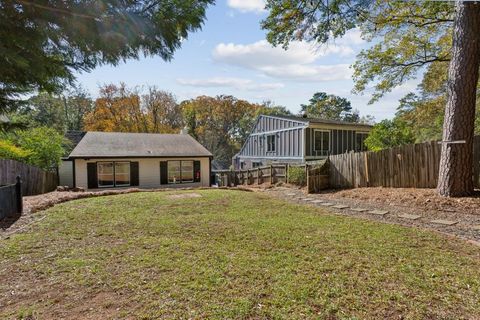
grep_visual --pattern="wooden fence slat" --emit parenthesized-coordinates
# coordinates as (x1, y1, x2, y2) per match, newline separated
(0, 159, 57, 196)
(328, 136, 480, 189)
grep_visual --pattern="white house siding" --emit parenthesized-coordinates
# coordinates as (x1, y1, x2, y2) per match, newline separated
(58, 160, 74, 188)
(74, 157, 211, 189)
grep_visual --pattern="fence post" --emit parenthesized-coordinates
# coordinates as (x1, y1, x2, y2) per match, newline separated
(15, 176, 23, 214)
(270, 165, 273, 184)
(286, 164, 289, 184)
(306, 164, 310, 194)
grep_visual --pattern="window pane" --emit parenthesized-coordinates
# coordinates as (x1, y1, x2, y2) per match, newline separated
(168, 161, 181, 183)
(322, 132, 329, 151)
(267, 135, 275, 152)
(314, 131, 322, 151)
(356, 133, 368, 151)
(115, 162, 130, 186)
(314, 131, 329, 153)
(98, 162, 114, 187)
(181, 160, 194, 182)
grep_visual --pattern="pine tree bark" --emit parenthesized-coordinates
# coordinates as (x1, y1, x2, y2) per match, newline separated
(437, 1, 480, 197)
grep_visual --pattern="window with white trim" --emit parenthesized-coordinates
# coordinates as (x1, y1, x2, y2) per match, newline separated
(167, 160, 194, 184)
(115, 162, 131, 186)
(314, 130, 330, 155)
(267, 134, 276, 152)
(355, 132, 369, 152)
(97, 161, 130, 187)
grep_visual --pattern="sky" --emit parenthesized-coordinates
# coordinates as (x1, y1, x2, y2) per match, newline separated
(75, 0, 420, 121)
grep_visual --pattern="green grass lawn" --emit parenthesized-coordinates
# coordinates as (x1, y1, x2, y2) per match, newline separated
(1, 190, 480, 319)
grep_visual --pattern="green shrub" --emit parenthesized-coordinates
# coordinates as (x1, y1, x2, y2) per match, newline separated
(15, 127, 66, 170)
(0, 139, 31, 162)
(1, 127, 66, 170)
(288, 166, 306, 186)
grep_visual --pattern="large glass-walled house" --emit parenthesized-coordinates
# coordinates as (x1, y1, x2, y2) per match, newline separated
(233, 115, 372, 170)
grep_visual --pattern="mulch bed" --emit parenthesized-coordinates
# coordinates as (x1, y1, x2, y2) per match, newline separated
(320, 187, 480, 216)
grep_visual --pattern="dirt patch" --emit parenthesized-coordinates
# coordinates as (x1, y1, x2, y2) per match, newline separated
(167, 192, 202, 199)
(321, 187, 480, 216)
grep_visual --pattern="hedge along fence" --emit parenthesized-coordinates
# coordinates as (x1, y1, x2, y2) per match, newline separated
(0, 159, 58, 196)
(287, 165, 306, 186)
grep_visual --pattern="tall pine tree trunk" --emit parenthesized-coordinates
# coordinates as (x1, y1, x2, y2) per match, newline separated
(437, 1, 480, 197)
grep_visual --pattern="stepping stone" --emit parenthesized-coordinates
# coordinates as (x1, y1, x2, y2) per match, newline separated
(431, 219, 459, 226)
(368, 210, 389, 216)
(319, 202, 334, 207)
(286, 193, 297, 196)
(302, 198, 315, 202)
(397, 214, 421, 220)
(311, 200, 324, 204)
(332, 204, 349, 209)
(351, 208, 368, 213)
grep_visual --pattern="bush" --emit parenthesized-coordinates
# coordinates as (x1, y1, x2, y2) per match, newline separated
(1, 127, 67, 170)
(288, 166, 306, 186)
(15, 127, 66, 170)
(0, 139, 31, 162)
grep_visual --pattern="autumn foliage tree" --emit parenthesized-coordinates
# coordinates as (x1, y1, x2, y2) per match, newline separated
(84, 84, 182, 133)
(181, 96, 291, 167)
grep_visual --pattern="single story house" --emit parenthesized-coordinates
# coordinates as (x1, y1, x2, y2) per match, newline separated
(233, 114, 373, 170)
(59, 131, 213, 189)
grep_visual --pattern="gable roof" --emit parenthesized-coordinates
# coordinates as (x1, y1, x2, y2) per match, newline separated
(262, 114, 373, 128)
(69, 132, 212, 158)
(65, 130, 86, 147)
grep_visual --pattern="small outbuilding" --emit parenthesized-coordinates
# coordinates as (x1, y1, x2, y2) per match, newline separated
(61, 131, 212, 189)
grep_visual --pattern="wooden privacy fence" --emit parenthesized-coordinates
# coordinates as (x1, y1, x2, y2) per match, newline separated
(0, 159, 58, 196)
(306, 164, 329, 193)
(215, 164, 287, 187)
(0, 176, 22, 220)
(329, 136, 480, 189)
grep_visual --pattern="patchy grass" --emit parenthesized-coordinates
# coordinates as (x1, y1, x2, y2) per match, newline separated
(1, 190, 480, 319)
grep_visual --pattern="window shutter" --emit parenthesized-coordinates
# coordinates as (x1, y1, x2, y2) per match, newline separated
(130, 162, 139, 186)
(160, 161, 168, 185)
(87, 163, 98, 189)
(194, 160, 201, 182)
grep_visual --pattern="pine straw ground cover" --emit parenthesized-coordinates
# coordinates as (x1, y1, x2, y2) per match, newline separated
(0, 190, 479, 319)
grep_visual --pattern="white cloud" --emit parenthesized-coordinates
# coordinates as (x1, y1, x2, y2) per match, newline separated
(176, 77, 284, 91)
(261, 64, 352, 81)
(227, 0, 265, 13)
(212, 40, 353, 82)
(213, 40, 319, 68)
(335, 28, 365, 46)
(177, 77, 251, 88)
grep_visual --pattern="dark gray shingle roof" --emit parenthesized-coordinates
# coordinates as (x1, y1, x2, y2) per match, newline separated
(69, 132, 212, 158)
